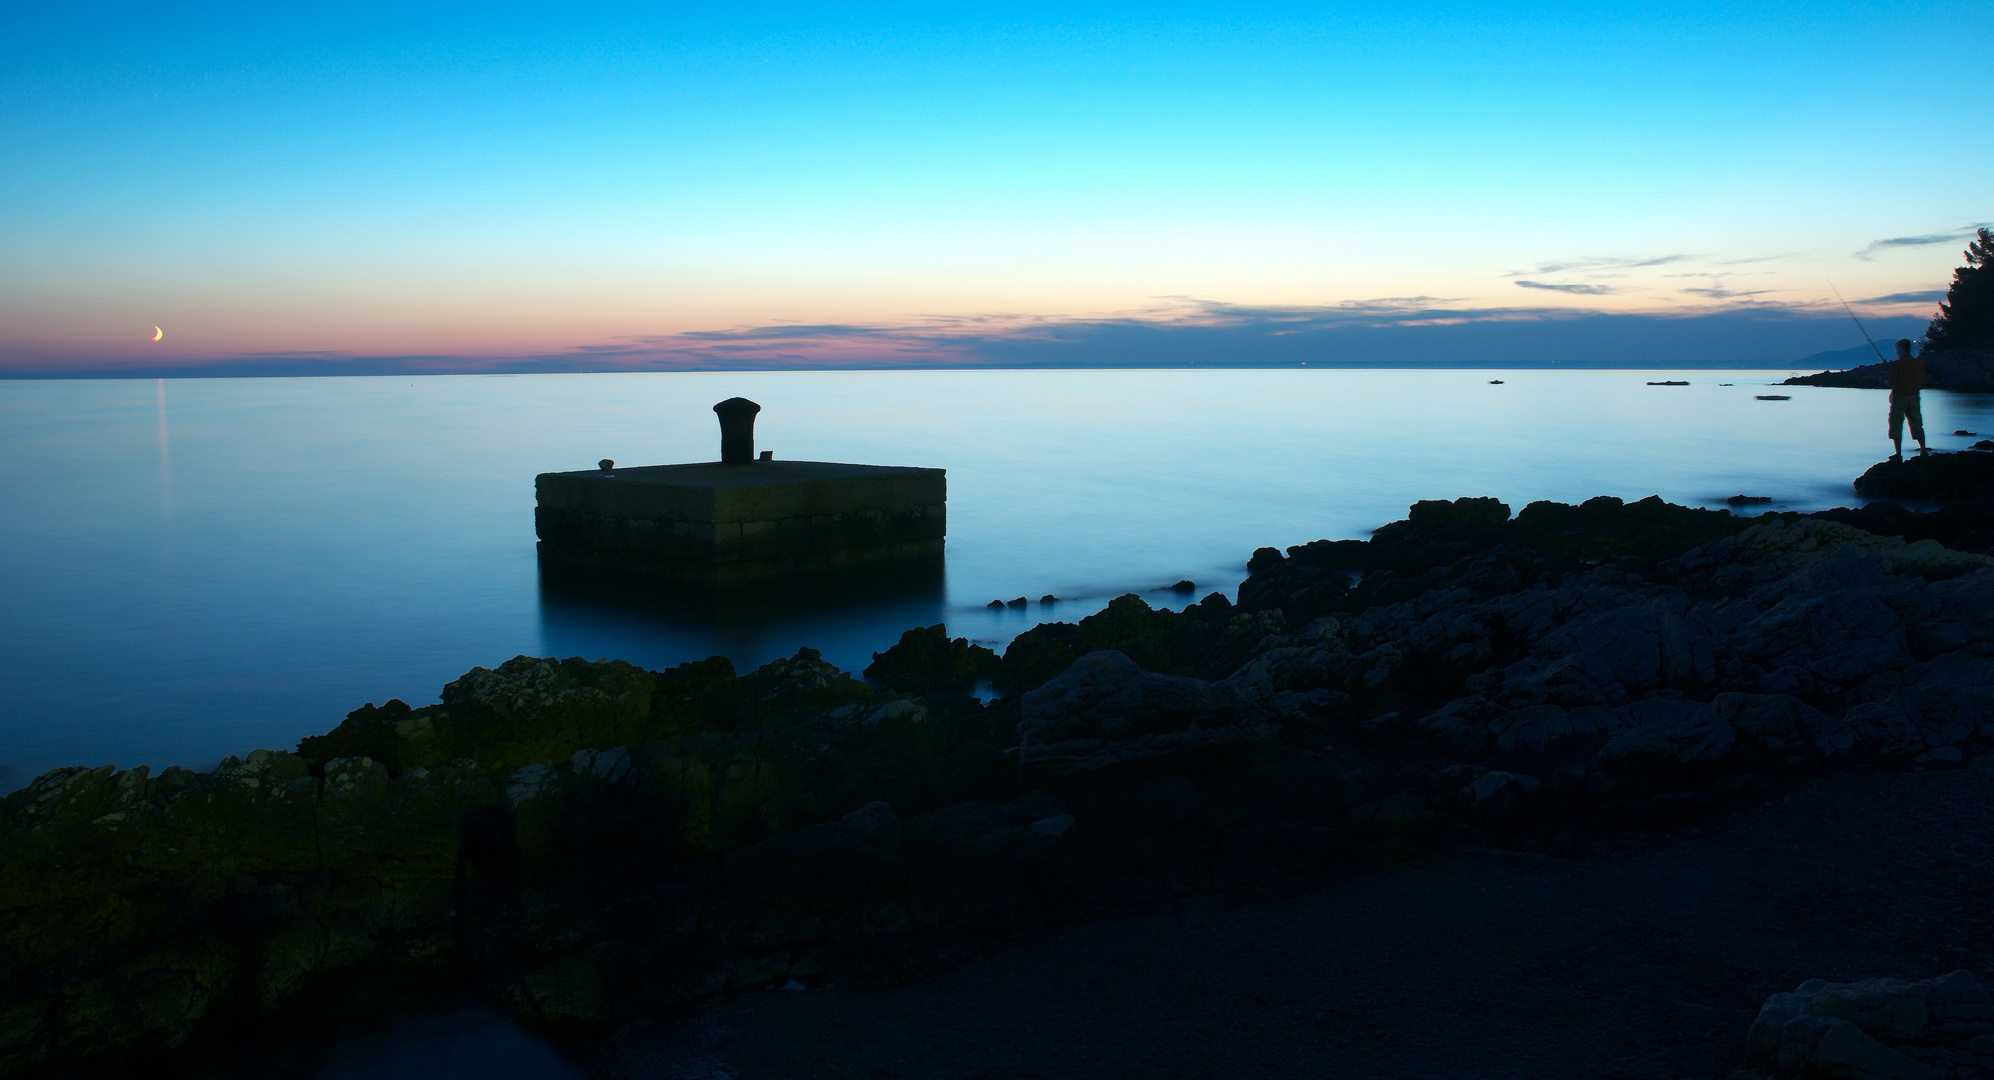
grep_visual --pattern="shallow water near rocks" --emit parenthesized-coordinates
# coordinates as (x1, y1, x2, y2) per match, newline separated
(311, 1006, 582, 1080)
(2, 368, 1989, 788)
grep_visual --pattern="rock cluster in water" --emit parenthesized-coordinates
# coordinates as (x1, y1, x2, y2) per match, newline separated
(7, 470, 1994, 1073)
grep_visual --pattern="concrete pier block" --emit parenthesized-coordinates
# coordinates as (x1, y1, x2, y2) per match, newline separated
(535, 459, 946, 584)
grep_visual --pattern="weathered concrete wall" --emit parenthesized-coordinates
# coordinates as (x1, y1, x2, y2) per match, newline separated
(536, 460, 945, 582)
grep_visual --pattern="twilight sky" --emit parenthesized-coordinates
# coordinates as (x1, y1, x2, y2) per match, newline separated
(2, 2, 1988, 374)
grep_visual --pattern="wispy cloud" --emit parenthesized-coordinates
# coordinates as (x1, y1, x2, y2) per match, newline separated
(1860, 289, 1946, 303)
(1514, 280, 1616, 295)
(530, 299, 1920, 373)
(1505, 255, 1690, 277)
(1855, 225, 1992, 260)
(1680, 286, 1774, 300)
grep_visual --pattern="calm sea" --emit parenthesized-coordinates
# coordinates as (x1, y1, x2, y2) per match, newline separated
(3, 369, 1986, 789)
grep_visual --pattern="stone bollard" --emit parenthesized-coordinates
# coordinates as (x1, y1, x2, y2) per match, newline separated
(713, 398, 761, 465)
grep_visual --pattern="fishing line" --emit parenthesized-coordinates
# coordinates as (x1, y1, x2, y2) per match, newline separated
(1827, 280, 1888, 363)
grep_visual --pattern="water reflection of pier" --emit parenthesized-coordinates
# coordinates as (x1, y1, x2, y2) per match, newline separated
(535, 552, 947, 677)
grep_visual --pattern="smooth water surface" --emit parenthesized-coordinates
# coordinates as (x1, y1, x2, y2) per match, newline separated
(4, 369, 1988, 787)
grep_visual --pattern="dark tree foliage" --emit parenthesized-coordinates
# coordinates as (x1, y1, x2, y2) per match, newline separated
(1922, 227, 1994, 353)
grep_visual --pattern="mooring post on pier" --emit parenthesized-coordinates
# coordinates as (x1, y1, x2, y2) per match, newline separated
(714, 397, 761, 465)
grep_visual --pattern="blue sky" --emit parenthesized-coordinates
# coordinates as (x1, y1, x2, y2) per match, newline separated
(2, 2, 1987, 371)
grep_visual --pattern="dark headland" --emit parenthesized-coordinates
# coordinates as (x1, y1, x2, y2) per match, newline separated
(1786, 228, 1993, 395)
(9, 456, 1994, 1078)
(1784, 348, 1994, 391)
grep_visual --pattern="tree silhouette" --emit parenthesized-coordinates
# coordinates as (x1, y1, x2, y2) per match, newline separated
(1922, 227, 1994, 353)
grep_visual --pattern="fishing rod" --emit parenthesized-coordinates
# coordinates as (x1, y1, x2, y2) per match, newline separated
(1828, 280, 1888, 364)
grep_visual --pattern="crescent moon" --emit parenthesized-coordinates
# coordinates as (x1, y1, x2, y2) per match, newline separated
(151, 326, 163, 342)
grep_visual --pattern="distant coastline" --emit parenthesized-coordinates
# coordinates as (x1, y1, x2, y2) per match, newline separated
(0, 308, 1930, 379)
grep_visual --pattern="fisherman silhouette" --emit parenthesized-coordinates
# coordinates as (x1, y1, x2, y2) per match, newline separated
(1888, 338, 1927, 459)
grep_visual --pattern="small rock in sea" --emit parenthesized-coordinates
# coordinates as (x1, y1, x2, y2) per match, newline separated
(986, 600, 1005, 610)
(1976, 440, 1994, 451)
(1170, 580, 1196, 593)
(1040, 594, 1059, 604)
(598, 459, 614, 472)
(1955, 429, 1977, 436)
(1725, 495, 1773, 506)
(1755, 395, 1791, 400)
(1007, 597, 1028, 608)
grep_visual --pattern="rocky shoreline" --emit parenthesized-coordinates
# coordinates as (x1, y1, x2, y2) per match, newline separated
(1782, 349, 1994, 392)
(8, 458, 1994, 1076)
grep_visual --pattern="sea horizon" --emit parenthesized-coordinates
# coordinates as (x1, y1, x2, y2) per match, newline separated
(0, 361, 1869, 380)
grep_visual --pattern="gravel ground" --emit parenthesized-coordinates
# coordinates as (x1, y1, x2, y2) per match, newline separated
(596, 765, 1994, 1080)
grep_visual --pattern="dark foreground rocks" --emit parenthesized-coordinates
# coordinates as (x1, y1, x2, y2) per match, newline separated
(6, 490, 1994, 1075)
(592, 766, 1993, 1080)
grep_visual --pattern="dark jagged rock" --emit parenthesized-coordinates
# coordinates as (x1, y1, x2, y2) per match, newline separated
(992, 591, 1246, 697)
(862, 624, 999, 696)
(992, 620, 1083, 697)
(1783, 348, 1994, 391)
(1234, 496, 1753, 624)
(1017, 651, 1275, 778)
(1511, 494, 1753, 562)
(1853, 451, 1994, 502)
(297, 698, 414, 775)
(9, 496, 1994, 1075)
(1744, 969, 1991, 1079)
(1236, 549, 1349, 622)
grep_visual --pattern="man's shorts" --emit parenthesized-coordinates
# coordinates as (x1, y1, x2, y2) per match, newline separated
(1890, 390, 1924, 443)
